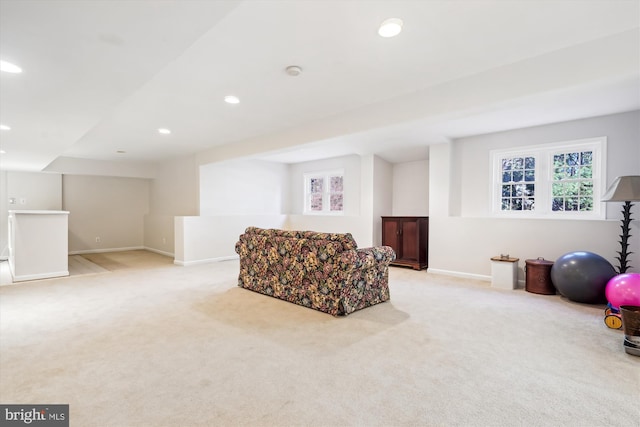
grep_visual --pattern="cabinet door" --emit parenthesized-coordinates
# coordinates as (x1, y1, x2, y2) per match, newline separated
(400, 219, 418, 261)
(382, 218, 401, 257)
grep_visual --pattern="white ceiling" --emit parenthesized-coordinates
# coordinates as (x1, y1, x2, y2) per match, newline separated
(0, 0, 638, 171)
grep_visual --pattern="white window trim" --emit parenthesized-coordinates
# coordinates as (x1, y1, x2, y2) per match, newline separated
(490, 137, 607, 220)
(303, 169, 344, 215)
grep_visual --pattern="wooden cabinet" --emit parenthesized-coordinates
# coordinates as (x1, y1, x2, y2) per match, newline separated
(381, 216, 428, 270)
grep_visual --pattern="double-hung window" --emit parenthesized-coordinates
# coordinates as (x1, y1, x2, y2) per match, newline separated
(304, 170, 344, 214)
(491, 137, 606, 219)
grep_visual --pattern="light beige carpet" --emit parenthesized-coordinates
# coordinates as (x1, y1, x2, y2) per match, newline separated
(0, 253, 638, 427)
(68, 255, 109, 275)
(79, 249, 174, 271)
(0, 250, 170, 286)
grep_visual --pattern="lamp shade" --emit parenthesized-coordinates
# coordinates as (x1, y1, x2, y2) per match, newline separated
(602, 176, 640, 202)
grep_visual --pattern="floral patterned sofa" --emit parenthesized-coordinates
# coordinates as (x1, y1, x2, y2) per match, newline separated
(235, 227, 396, 316)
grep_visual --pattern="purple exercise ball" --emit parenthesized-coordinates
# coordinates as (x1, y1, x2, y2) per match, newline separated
(605, 273, 640, 309)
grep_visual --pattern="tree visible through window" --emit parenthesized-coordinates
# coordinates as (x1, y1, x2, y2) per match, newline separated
(551, 150, 594, 212)
(500, 156, 536, 211)
(305, 171, 344, 214)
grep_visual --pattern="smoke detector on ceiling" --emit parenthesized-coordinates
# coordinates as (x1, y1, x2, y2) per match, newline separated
(285, 65, 302, 76)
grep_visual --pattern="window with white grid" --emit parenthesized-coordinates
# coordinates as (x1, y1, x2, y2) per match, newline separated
(491, 137, 606, 219)
(304, 170, 344, 214)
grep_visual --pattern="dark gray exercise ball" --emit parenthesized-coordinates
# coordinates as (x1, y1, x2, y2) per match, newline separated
(550, 251, 616, 304)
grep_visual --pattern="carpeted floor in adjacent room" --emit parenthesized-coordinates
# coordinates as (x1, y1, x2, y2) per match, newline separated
(0, 251, 638, 427)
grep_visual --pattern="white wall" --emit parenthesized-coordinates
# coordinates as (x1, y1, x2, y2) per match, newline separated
(6, 171, 62, 210)
(174, 215, 286, 265)
(145, 155, 199, 255)
(288, 155, 361, 216)
(63, 175, 150, 253)
(372, 155, 393, 246)
(392, 160, 429, 216)
(0, 171, 62, 258)
(149, 155, 199, 215)
(286, 154, 375, 246)
(199, 159, 289, 215)
(429, 110, 640, 281)
(171, 158, 291, 264)
(1, 170, 157, 258)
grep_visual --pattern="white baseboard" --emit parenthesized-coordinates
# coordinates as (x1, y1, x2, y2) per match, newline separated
(68, 246, 145, 255)
(144, 247, 175, 258)
(12, 270, 69, 282)
(427, 268, 491, 282)
(174, 255, 239, 267)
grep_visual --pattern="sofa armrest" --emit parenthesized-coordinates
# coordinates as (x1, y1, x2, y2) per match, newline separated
(340, 246, 395, 270)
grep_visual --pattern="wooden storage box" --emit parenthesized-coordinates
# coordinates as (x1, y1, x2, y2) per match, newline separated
(525, 258, 555, 295)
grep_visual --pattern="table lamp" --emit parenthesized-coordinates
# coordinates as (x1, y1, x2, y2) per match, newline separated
(602, 175, 640, 273)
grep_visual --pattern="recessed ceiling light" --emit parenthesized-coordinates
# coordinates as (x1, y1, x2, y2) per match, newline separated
(0, 60, 23, 73)
(224, 95, 240, 104)
(285, 65, 302, 76)
(116, 150, 126, 154)
(0, 124, 10, 131)
(0, 150, 6, 154)
(158, 128, 171, 134)
(378, 18, 403, 38)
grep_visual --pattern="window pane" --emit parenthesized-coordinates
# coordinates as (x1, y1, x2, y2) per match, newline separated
(502, 185, 511, 197)
(580, 181, 593, 195)
(330, 176, 343, 192)
(513, 170, 523, 182)
(330, 194, 343, 211)
(579, 165, 592, 179)
(502, 159, 512, 171)
(579, 197, 593, 211)
(565, 197, 579, 211)
(553, 154, 565, 167)
(511, 198, 523, 210)
(501, 199, 510, 210)
(525, 157, 535, 169)
(310, 194, 323, 211)
(565, 182, 579, 196)
(581, 151, 593, 165)
(513, 158, 524, 169)
(552, 198, 564, 211)
(524, 198, 535, 210)
(502, 171, 511, 183)
(552, 183, 563, 197)
(566, 152, 579, 166)
(553, 167, 564, 180)
(310, 178, 323, 193)
(525, 184, 535, 196)
(524, 170, 535, 181)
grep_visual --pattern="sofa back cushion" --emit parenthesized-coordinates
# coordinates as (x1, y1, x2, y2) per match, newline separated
(243, 226, 357, 251)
